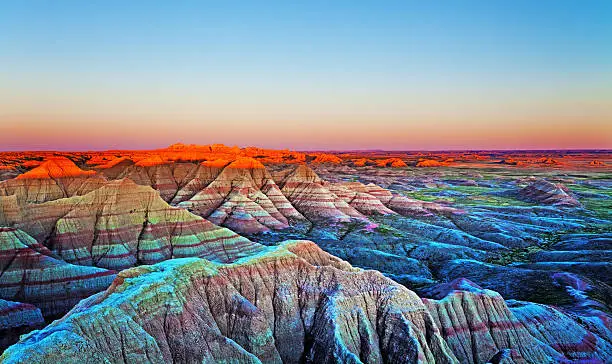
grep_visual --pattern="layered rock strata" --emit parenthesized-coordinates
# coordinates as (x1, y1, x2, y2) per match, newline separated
(517, 179, 581, 207)
(0, 179, 261, 271)
(1, 241, 459, 363)
(0, 157, 107, 204)
(275, 165, 367, 223)
(178, 158, 305, 234)
(0, 227, 116, 316)
(0, 299, 44, 350)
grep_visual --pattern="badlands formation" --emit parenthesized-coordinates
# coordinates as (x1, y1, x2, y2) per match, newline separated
(0, 145, 610, 363)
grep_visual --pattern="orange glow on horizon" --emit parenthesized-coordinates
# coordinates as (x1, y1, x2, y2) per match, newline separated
(1, 112, 610, 151)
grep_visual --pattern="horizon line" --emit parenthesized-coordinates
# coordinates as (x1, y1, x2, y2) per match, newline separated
(1, 145, 611, 154)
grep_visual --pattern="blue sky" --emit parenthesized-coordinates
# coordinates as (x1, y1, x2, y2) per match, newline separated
(1, 1, 610, 150)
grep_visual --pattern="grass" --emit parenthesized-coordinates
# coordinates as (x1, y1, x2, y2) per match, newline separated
(563, 182, 612, 219)
(374, 223, 404, 237)
(485, 226, 611, 266)
(486, 246, 543, 266)
(485, 230, 561, 266)
(402, 184, 531, 207)
(566, 183, 612, 197)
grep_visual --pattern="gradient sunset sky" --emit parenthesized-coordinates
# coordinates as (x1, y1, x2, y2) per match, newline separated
(1, 1, 611, 151)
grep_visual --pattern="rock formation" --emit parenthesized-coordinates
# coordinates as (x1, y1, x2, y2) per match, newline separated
(1, 241, 459, 363)
(423, 278, 563, 363)
(4, 244, 604, 363)
(0, 227, 116, 316)
(0, 299, 44, 351)
(177, 158, 305, 234)
(327, 182, 397, 215)
(508, 300, 612, 362)
(517, 179, 581, 207)
(589, 160, 606, 167)
(375, 158, 407, 168)
(0, 166, 19, 182)
(0, 147, 610, 361)
(275, 165, 367, 223)
(352, 158, 372, 167)
(0, 157, 107, 204)
(310, 153, 342, 164)
(416, 159, 448, 167)
(0, 179, 262, 271)
(97, 159, 223, 203)
(359, 183, 461, 217)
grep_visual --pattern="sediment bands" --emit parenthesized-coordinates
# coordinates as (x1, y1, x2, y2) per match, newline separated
(3, 241, 610, 363)
(0, 241, 458, 363)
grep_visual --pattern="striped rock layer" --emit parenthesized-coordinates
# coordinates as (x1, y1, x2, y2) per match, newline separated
(275, 165, 368, 223)
(423, 278, 611, 363)
(0, 227, 116, 317)
(509, 300, 612, 362)
(517, 179, 581, 207)
(0, 157, 107, 204)
(2, 242, 610, 363)
(97, 158, 225, 203)
(1, 241, 459, 364)
(0, 299, 44, 351)
(328, 181, 462, 217)
(178, 158, 305, 234)
(359, 183, 462, 216)
(327, 182, 397, 216)
(96, 158, 458, 228)
(0, 166, 19, 182)
(0, 179, 262, 271)
(98, 157, 305, 234)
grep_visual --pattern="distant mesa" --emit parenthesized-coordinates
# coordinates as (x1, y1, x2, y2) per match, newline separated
(416, 159, 446, 167)
(352, 157, 408, 168)
(502, 158, 527, 166)
(16, 156, 96, 179)
(82, 143, 382, 169)
(375, 158, 407, 168)
(155, 143, 307, 165)
(535, 157, 561, 165)
(310, 153, 342, 164)
(200, 158, 232, 168)
(85, 155, 116, 166)
(590, 159, 606, 167)
(19, 160, 43, 169)
(352, 158, 372, 167)
(134, 154, 166, 167)
(95, 156, 131, 169)
(502, 156, 563, 167)
(0, 157, 106, 204)
(416, 157, 457, 167)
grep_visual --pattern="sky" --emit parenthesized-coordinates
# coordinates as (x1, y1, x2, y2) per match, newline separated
(1, 0, 611, 151)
